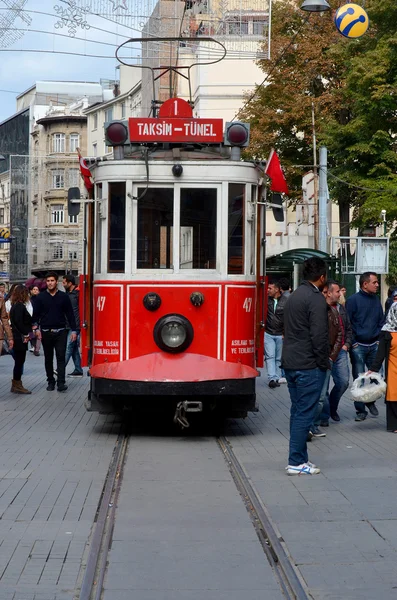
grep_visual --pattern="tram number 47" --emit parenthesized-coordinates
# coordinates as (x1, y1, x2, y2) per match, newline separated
(243, 297, 253, 313)
(96, 296, 106, 311)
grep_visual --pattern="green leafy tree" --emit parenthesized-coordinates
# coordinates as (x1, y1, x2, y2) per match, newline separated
(241, 0, 397, 238)
(323, 0, 397, 234)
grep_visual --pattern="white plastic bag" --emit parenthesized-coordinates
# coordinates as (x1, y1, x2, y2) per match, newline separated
(350, 372, 386, 404)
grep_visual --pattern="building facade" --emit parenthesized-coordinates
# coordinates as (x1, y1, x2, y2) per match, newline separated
(29, 105, 89, 277)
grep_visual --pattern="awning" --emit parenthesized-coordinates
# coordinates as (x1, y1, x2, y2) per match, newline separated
(266, 248, 338, 272)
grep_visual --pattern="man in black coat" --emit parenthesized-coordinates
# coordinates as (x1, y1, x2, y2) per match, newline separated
(282, 257, 329, 476)
(33, 271, 77, 392)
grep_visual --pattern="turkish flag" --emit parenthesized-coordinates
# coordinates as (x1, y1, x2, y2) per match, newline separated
(265, 149, 289, 195)
(77, 148, 93, 192)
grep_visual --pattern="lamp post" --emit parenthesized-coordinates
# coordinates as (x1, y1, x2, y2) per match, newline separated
(300, 0, 331, 11)
(381, 209, 387, 237)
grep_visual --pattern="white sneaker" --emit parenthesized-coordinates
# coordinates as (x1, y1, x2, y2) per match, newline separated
(278, 377, 287, 384)
(286, 463, 321, 476)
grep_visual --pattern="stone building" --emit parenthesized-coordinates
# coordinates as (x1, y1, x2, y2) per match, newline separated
(29, 100, 89, 278)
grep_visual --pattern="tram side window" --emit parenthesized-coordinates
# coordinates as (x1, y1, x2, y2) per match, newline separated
(180, 188, 217, 269)
(137, 188, 173, 269)
(108, 182, 126, 273)
(228, 183, 245, 274)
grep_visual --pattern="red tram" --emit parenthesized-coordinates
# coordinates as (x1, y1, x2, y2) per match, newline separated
(79, 97, 266, 425)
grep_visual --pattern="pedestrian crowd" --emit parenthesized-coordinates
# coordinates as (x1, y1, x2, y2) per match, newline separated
(263, 257, 395, 476)
(0, 272, 83, 394)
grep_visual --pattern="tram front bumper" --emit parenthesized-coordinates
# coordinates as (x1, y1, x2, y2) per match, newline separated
(88, 352, 258, 414)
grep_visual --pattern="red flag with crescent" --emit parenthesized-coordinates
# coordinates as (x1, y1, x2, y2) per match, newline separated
(77, 148, 94, 192)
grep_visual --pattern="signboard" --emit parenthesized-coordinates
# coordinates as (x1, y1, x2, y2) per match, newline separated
(128, 117, 224, 143)
(158, 98, 193, 118)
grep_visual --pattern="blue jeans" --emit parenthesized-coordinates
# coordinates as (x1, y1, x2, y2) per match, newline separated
(265, 332, 283, 382)
(350, 343, 379, 415)
(314, 369, 331, 427)
(285, 368, 327, 466)
(65, 331, 83, 374)
(329, 349, 350, 416)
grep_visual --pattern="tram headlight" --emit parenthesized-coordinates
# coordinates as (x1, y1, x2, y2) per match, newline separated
(153, 314, 194, 353)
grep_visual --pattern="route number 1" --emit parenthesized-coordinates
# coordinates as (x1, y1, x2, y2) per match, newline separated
(97, 296, 106, 311)
(243, 297, 252, 312)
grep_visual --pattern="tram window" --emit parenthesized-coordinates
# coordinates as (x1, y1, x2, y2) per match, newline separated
(95, 183, 102, 274)
(137, 188, 173, 269)
(108, 182, 126, 273)
(228, 183, 245, 274)
(180, 188, 217, 269)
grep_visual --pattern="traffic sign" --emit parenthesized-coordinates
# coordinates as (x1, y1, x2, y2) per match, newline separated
(128, 117, 224, 143)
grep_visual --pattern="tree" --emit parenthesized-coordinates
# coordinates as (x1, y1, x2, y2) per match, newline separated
(240, 0, 397, 237)
(323, 0, 397, 234)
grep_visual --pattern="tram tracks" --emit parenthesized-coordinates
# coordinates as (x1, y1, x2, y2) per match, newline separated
(77, 430, 309, 600)
(78, 433, 129, 600)
(218, 436, 310, 600)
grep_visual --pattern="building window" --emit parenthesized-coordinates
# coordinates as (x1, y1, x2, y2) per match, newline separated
(52, 170, 65, 189)
(0, 208, 4, 224)
(70, 133, 80, 152)
(52, 204, 64, 224)
(93, 143, 97, 157)
(52, 244, 63, 260)
(53, 133, 65, 153)
(121, 102, 126, 118)
(69, 249, 78, 260)
(253, 20, 267, 35)
(68, 169, 80, 187)
(69, 214, 78, 224)
(93, 113, 98, 129)
(105, 107, 113, 122)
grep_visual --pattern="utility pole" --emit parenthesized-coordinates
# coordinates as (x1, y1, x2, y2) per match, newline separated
(312, 103, 319, 249)
(318, 146, 328, 253)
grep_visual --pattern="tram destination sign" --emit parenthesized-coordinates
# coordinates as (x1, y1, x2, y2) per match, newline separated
(128, 117, 224, 143)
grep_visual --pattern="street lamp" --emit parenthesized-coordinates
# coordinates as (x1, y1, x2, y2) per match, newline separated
(300, 0, 331, 11)
(381, 209, 387, 237)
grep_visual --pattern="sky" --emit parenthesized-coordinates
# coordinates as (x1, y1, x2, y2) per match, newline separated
(0, 0, 145, 122)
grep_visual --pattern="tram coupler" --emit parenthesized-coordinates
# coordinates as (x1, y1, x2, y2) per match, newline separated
(173, 400, 203, 429)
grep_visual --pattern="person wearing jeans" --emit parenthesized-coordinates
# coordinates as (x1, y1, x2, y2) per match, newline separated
(329, 349, 350, 419)
(282, 257, 329, 475)
(65, 331, 83, 376)
(285, 368, 327, 465)
(346, 272, 384, 421)
(264, 281, 288, 388)
(63, 275, 83, 377)
(350, 342, 380, 416)
(311, 282, 342, 437)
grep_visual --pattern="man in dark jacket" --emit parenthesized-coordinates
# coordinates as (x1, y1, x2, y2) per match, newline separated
(33, 271, 77, 392)
(63, 274, 83, 377)
(326, 280, 353, 422)
(265, 281, 288, 388)
(346, 272, 384, 421)
(282, 257, 329, 476)
(311, 281, 343, 436)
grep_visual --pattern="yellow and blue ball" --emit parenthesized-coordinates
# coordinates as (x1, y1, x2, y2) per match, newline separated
(0, 227, 10, 240)
(335, 3, 369, 39)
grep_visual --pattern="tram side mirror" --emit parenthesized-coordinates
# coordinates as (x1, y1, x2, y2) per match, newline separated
(271, 193, 284, 222)
(68, 187, 81, 217)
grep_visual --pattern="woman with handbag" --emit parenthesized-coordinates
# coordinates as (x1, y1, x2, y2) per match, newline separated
(0, 293, 13, 357)
(369, 302, 397, 432)
(9, 285, 33, 394)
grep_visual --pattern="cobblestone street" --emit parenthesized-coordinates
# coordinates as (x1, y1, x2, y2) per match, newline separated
(0, 353, 397, 599)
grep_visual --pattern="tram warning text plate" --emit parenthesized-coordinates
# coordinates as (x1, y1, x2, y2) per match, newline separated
(128, 118, 224, 143)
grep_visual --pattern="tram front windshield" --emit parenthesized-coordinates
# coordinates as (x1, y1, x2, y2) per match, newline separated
(137, 187, 216, 270)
